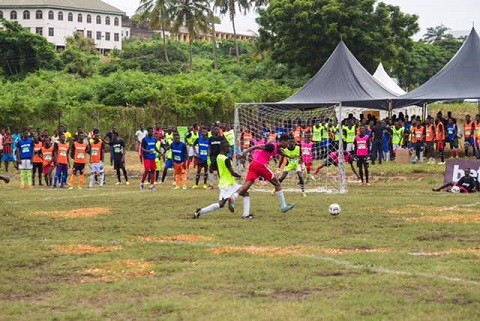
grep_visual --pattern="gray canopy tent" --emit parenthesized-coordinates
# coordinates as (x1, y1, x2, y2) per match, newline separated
(259, 41, 397, 110)
(394, 27, 480, 108)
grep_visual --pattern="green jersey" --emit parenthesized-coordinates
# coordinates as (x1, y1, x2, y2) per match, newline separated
(217, 154, 236, 188)
(392, 127, 405, 145)
(312, 126, 322, 142)
(283, 145, 301, 171)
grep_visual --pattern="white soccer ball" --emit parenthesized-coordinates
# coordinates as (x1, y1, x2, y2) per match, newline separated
(329, 203, 341, 216)
(450, 185, 461, 193)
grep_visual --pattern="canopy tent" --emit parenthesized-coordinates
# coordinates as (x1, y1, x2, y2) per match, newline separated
(259, 41, 397, 110)
(373, 63, 406, 95)
(394, 27, 480, 107)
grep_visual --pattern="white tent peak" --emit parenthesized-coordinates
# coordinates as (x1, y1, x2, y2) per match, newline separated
(373, 63, 406, 96)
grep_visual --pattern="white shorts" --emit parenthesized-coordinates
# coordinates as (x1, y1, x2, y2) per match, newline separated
(218, 184, 242, 201)
(91, 161, 105, 173)
(346, 143, 355, 152)
(187, 146, 195, 157)
(284, 163, 301, 173)
(393, 144, 401, 151)
(19, 159, 33, 170)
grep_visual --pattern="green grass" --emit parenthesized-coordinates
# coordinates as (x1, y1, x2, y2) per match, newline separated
(0, 161, 479, 320)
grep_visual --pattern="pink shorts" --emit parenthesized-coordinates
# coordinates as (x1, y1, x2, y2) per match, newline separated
(246, 161, 274, 182)
(143, 159, 157, 171)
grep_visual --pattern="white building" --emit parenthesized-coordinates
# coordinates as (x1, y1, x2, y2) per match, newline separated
(0, 0, 126, 52)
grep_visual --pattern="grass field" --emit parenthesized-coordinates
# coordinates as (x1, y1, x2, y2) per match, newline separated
(0, 155, 479, 320)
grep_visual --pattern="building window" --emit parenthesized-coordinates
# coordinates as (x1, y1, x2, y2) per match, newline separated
(36, 10, 43, 19)
(76, 30, 84, 36)
(10, 11, 17, 20)
(58, 11, 63, 21)
(114, 33, 119, 42)
(23, 10, 30, 20)
(105, 32, 110, 41)
(68, 12, 73, 21)
(126, 31, 129, 37)
(114, 17, 119, 26)
(48, 27, 54, 37)
(0, 11, 3, 19)
(48, 10, 54, 20)
(77, 13, 82, 22)
(96, 31, 101, 40)
(96, 15, 101, 24)
(87, 14, 91, 23)
(36, 27, 43, 35)
(87, 30, 92, 39)
(105, 16, 110, 25)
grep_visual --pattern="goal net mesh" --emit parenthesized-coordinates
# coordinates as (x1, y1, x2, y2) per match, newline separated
(234, 104, 347, 194)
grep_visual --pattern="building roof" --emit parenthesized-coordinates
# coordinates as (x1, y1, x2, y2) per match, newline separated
(0, 0, 125, 15)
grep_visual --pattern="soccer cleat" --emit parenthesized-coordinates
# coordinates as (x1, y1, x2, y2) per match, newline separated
(182, 186, 187, 190)
(281, 203, 295, 213)
(228, 199, 235, 213)
(140, 183, 145, 190)
(270, 188, 275, 196)
(438, 162, 445, 165)
(310, 175, 316, 181)
(203, 184, 208, 189)
(174, 186, 180, 190)
(115, 182, 121, 186)
(68, 186, 74, 190)
(242, 214, 254, 219)
(5, 177, 10, 184)
(78, 186, 83, 190)
(302, 192, 307, 198)
(125, 181, 130, 186)
(20, 184, 25, 189)
(192, 185, 199, 189)
(193, 208, 202, 219)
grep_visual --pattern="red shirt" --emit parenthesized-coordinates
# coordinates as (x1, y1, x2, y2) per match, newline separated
(2, 135, 13, 154)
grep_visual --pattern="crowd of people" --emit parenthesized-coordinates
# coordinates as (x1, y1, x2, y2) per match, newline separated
(0, 110, 477, 193)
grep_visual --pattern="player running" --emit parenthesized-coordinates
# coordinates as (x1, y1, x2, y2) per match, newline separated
(194, 141, 251, 219)
(277, 137, 306, 197)
(314, 150, 359, 179)
(230, 134, 294, 214)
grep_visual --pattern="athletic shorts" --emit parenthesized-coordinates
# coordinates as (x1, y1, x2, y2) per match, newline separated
(209, 158, 218, 172)
(284, 161, 301, 173)
(321, 139, 330, 149)
(2, 153, 15, 162)
(165, 159, 173, 169)
(72, 163, 85, 175)
(393, 144, 401, 151)
(43, 163, 55, 175)
(155, 158, 163, 171)
(114, 159, 125, 170)
(436, 140, 445, 151)
(197, 159, 208, 170)
(187, 146, 195, 157)
(465, 137, 475, 147)
(143, 158, 157, 171)
(19, 159, 33, 170)
(174, 162, 186, 175)
(91, 162, 105, 173)
(356, 156, 369, 167)
(246, 161, 274, 181)
(448, 139, 459, 149)
(346, 143, 355, 152)
(218, 184, 242, 201)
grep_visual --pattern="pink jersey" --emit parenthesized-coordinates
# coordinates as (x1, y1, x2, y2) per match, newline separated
(355, 135, 370, 156)
(252, 142, 278, 164)
(301, 141, 314, 163)
(329, 151, 352, 163)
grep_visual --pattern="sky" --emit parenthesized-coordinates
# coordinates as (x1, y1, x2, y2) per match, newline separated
(103, 0, 478, 38)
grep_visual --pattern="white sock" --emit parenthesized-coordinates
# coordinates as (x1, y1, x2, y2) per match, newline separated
(243, 196, 250, 217)
(89, 173, 95, 187)
(276, 191, 287, 208)
(230, 192, 239, 202)
(199, 203, 221, 216)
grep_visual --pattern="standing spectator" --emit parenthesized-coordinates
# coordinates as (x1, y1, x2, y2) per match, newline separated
(135, 125, 148, 163)
(435, 117, 446, 164)
(2, 129, 15, 172)
(463, 115, 475, 158)
(16, 130, 34, 189)
(446, 118, 459, 159)
(0, 128, 4, 170)
(411, 120, 425, 163)
(371, 120, 386, 165)
(110, 132, 129, 186)
(103, 126, 118, 166)
(32, 134, 43, 186)
(424, 117, 436, 164)
(354, 126, 371, 186)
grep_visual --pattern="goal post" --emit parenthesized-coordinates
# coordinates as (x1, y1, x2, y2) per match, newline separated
(234, 103, 347, 194)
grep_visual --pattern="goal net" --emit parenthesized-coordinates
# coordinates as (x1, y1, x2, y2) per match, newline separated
(234, 103, 347, 194)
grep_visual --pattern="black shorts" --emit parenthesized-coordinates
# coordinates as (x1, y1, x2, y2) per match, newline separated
(209, 158, 218, 172)
(114, 159, 125, 170)
(72, 163, 85, 174)
(197, 159, 208, 170)
(356, 156, 369, 167)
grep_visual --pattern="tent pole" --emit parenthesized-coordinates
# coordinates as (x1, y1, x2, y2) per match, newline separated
(388, 100, 393, 118)
(338, 102, 346, 194)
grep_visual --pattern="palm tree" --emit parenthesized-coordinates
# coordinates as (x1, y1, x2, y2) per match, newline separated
(169, 0, 211, 71)
(423, 25, 453, 43)
(215, 0, 251, 63)
(209, 13, 221, 69)
(136, 0, 172, 63)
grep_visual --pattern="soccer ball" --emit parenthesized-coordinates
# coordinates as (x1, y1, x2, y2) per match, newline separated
(328, 203, 341, 216)
(451, 185, 461, 193)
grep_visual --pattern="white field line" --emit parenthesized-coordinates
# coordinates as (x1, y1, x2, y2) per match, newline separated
(5, 190, 145, 205)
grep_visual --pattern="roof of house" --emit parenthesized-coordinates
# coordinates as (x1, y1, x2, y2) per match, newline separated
(0, 0, 125, 15)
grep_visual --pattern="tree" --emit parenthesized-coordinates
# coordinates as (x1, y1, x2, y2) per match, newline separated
(169, 0, 212, 71)
(215, 0, 250, 63)
(136, 0, 172, 63)
(257, 0, 418, 76)
(60, 33, 100, 78)
(0, 19, 61, 77)
(209, 14, 221, 69)
(423, 25, 453, 43)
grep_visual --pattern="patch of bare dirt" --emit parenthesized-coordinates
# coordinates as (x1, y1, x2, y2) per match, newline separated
(80, 260, 155, 283)
(31, 207, 110, 218)
(211, 246, 389, 257)
(135, 234, 215, 243)
(409, 248, 480, 257)
(405, 214, 480, 223)
(52, 244, 122, 255)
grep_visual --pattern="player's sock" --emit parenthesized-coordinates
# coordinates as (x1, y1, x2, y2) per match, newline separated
(27, 170, 33, 186)
(20, 170, 25, 186)
(141, 172, 147, 183)
(70, 175, 76, 187)
(182, 171, 187, 187)
(195, 173, 200, 186)
(149, 171, 155, 185)
(203, 173, 208, 185)
(90, 173, 95, 187)
(243, 196, 251, 217)
(275, 191, 287, 209)
(199, 203, 221, 215)
(79, 174, 84, 187)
